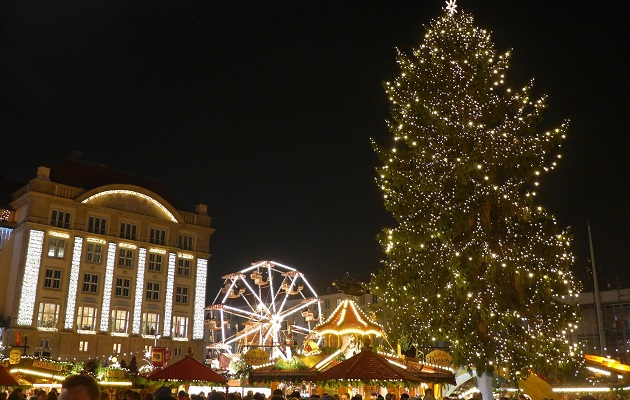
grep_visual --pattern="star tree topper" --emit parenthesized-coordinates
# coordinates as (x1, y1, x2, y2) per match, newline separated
(445, 0, 457, 15)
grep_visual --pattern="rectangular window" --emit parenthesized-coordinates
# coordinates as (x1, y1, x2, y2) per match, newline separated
(175, 286, 189, 304)
(44, 268, 62, 290)
(40, 339, 50, 348)
(88, 216, 107, 234)
(118, 248, 134, 268)
(82, 273, 99, 294)
(172, 316, 189, 339)
(111, 309, 129, 333)
(177, 258, 191, 276)
(37, 303, 60, 329)
(146, 282, 160, 301)
(115, 277, 131, 297)
(178, 234, 194, 250)
(142, 312, 160, 335)
(150, 228, 166, 245)
(77, 306, 98, 331)
(119, 222, 137, 240)
(48, 237, 66, 258)
(324, 299, 330, 310)
(79, 341, 89, 352)
(113, 343, 121, 354)
(174, 347, 182, 357)
(148, 253, 163, 272)
(50, 209, 71, 228)
(86, 243, 103, 263)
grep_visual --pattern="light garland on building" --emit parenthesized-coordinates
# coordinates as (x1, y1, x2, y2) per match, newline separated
(100, 242, 117, 332)
(17, 230, 44, 326)
(48, 230, 70, 239)
(163, 252, 176, 336)
(0, 227, 12, 242)
(87, 237, 106, 244)
(149, 247, 166, 254)
(193, 258, 208, 339)
(81, 189, 178, 222)
(132, 247, 147, 334)
(64, 236, 84, 329)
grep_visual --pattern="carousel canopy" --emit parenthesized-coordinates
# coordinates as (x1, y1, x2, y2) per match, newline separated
(0, 365, 20, 386)
(146, 354, 228, 384)
(313, 345, 420, 383)
(313, 299, 383, 336)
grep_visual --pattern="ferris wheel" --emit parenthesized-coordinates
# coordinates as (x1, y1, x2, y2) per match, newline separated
(206, 260, 322, 360)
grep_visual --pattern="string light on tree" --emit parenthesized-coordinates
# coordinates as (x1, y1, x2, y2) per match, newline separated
(370, 3, 582, 398)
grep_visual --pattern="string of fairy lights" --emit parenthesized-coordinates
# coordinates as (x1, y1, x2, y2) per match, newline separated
(371, 0, 581, 380)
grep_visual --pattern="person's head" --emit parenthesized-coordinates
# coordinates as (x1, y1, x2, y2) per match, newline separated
(342, 394, 351, 400)
(59, 374, 100, 400)
(272, 392, 283, 398)
(127, 393, 141, 400)
(401, 395, 409, 400)
(425, 391, 433, 397)
(370, 393, 377, 400)
(100, 393, 110, 400)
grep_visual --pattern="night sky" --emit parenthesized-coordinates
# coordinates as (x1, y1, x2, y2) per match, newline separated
(1, 0, 627, 295)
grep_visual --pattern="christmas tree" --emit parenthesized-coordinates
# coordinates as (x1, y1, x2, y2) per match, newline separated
(371, 0, 581, 392)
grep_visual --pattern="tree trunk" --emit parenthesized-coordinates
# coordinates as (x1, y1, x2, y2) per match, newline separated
(477, 370, 493, 400)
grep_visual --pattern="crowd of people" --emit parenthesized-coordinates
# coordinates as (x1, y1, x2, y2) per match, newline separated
(2, 374, 622, 400)
(0, 384, 471, 400)
(1, 376, 443, 400)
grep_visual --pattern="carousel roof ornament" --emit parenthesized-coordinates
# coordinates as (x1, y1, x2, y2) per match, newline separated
(313, 298, 384, 336)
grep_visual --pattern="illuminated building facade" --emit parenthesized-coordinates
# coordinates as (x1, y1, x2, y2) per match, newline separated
(0, 159, 214, 363)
